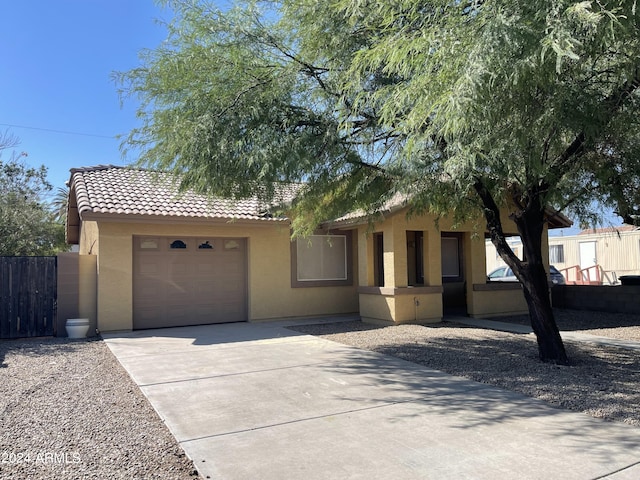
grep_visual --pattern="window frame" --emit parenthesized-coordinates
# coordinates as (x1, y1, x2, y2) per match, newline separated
(291, 230, 353, 288)
(441, 233, 464, 282)
(549, 244, 565, 264)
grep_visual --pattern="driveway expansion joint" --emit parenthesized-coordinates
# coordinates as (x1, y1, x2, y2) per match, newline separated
(137, 361, 335, 387)
(179, 397, 423, 445)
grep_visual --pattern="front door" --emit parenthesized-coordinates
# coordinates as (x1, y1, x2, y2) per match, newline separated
(441, 233, 466, 315)
(579, 241, 597, 282)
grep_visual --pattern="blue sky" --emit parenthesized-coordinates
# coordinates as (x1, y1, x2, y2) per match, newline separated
(0, 1, 170, 196)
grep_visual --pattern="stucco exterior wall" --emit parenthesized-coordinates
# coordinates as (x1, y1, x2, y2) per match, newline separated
(55, 252, 98, 337)
(79, 220, 99, 255)
(469, 284, 528, 317)
(85, 220, 358, 332)
(56, 252, 79, 336)
(78, 254, 97, 333)
(359, 287, 443, 324)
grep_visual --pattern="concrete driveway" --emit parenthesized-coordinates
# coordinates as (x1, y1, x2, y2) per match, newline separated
(104, 319, 640, 479)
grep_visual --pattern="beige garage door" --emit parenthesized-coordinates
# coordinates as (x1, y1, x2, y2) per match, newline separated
(133, 236, 247, 329)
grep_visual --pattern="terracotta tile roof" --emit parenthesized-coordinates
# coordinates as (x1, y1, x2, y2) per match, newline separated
(328, 193, 572, 229)
(69, 165, 298, 222)
(329, 192, 410, 225)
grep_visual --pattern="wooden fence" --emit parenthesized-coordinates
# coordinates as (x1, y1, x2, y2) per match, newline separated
(0, 257, 57, 338)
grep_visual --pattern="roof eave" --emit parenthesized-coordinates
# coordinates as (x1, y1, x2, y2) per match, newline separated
(78, 210, 291, 227)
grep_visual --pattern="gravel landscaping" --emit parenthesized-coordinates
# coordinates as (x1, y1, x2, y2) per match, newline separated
(0, 337, 200, 480)
(289, 309, 640, 427)
(1, 308, 639, 479)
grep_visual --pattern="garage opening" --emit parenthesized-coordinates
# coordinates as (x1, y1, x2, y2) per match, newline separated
(133, 236, 247, 329)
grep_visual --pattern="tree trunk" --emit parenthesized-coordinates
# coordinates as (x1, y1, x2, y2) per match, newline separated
(514, 202, 569, 365)
(519, 262, 568, 364)
(474, 178, 569, 364)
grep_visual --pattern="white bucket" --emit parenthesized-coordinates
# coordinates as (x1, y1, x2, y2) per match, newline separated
(66, 318, 90, 339)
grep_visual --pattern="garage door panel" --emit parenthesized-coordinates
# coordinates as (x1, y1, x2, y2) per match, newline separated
(137, 283, 163, 299)
(169, 262, 190, 275)
(195, 262, 217, 274)
(194, 282, 217, 295)
(134, 236, 247, 329)
(139, 263, 160, 276)
(135, 311, 156, 325)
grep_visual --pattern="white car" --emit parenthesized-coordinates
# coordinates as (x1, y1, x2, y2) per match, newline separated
(487, 266, 517, 282)
(487, 265, 565, 285)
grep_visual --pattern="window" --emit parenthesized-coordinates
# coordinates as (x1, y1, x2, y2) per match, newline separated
(224, 240, 240, 250)
(441, 235, 462, 279)
(374, 232, 385, 287)
(407, 231, 424, 286)
(139, 239, 159, 250)
(549, 244, 565, 264)
(291, 232, 353, 287)
(297, 235, 346, 281)
(170, 240, 187, 249)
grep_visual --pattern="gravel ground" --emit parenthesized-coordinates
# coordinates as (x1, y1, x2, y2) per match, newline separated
(289, 309, 640, 427)
(0, 337, 200, 480)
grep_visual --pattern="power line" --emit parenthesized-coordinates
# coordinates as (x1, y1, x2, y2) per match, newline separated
(0, 122, 117, 139)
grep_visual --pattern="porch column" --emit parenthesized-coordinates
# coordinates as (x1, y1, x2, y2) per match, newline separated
(384, 217, 407, 288)
(358, 227, 374, 287)
(423, 230, 442, 287)
(466, 232, 487, 286)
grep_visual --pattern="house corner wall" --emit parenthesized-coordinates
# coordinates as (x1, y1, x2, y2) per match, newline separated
(78, 254, 97, 335)
(56, 252, 79, 336)
(96, 223, 133, 332)
(55, 252, 98, 337)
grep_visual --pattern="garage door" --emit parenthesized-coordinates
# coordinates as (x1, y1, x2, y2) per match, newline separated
(133, 236, 247, 329)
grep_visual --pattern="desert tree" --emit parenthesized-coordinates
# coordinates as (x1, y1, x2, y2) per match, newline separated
(0, 132, 67, 256)
(117, 0, 640, 364)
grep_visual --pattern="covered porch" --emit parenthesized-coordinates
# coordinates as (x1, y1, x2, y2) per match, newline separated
(336, 208, 550, 325)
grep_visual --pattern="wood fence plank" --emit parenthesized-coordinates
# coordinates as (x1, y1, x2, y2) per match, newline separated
(0, 256, 57, 339)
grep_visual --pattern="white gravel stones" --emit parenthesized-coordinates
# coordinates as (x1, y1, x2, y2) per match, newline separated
(0, 338, 200, 479)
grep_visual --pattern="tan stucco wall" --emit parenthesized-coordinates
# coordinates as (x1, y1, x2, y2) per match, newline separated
(78, 254, 97, 334)
(360, 290, 443, 324)
(468, 287, 528, 318)
(56, 252, 79, 336)
(79, 220, 99, 255)
(84, 220, 358, 332)
(56, 253, 98, 337)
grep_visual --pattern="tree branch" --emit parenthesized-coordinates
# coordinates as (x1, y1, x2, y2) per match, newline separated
(473, 177, 521, 270)
(549, 71, 640, 175)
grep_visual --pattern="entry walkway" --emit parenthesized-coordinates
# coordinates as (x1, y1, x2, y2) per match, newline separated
(104, 319, 640, 480)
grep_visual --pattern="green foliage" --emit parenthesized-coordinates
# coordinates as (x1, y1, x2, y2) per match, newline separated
(0, 150, 67, 256)
(118, 0, 640, 235)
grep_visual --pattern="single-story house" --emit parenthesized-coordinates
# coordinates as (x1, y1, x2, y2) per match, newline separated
(65, 165, 570, 334)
